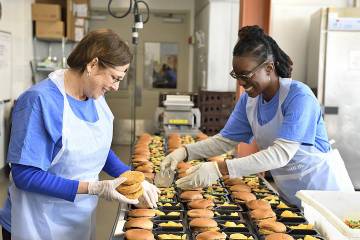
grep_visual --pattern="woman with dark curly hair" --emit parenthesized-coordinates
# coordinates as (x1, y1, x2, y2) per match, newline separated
(162, 25, 351, 207)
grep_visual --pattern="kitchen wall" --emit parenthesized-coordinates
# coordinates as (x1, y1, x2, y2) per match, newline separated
(270, 0, 350, 83)
(0, 0, 33, 170)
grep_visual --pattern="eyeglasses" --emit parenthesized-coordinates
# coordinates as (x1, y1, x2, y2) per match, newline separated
(230, 60, 270, 82)
(97, 58, 126, 84)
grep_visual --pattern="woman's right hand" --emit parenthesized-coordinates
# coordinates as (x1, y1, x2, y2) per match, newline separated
(160, 147, 187, 173)
(87, 177, 139, 204)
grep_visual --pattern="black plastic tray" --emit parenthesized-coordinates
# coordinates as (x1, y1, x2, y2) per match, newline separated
(214, 203, 244, 212)
(217, 220, 251, 233)
(192, 231, 259, 240)
(253, 222, 320, 238)
(289, 234, 325, 240)
(153, 220, 187, 233)
(203, 194, 231, 204)
(157, 202, 184, 211)
(154, 232, 189, 240)
(214, 210, 245, 221)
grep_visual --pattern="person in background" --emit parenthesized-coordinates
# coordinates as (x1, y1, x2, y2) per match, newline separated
(0, 29, 159, 240)
(161, 25, 348, 207)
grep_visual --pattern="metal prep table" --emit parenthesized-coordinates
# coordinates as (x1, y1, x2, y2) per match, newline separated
(109, 175, 279, 239)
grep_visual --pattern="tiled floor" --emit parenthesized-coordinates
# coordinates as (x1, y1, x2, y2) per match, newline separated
(0, 144, 130, 240)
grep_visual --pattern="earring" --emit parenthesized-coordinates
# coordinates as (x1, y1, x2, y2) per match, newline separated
(87, 71, 90, 77)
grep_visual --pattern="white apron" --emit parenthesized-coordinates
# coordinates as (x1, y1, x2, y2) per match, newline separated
(9, 70, 114, 240)
(246, 78, 353, 207)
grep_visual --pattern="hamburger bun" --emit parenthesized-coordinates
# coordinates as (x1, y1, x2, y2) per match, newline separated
(177, 162, 192, 170)
(134, 161, 153, 168)
(134, 148, 150, 154)
(180, 191, 203, 201)
(143, 173, 155, 181)
(132, 161, 152, 168)
(187, 209, 214, 218)
(124, 229, 154, 240)
(250, 208, 276, 221)
(264, 233, 294, 240)
(135, 165, 154, 173)
(246, 199, 271, 210)
(120, 171, 145, 185)
(188, 199, 215, 209)
(196, 231, 226, 240)
(207, 156, 224, 162)
(224, 178, 245, 186)
(126, 188, 144, 199)
(177, 172, 188, 178)
(125, 217, 153, 230)
(229, 184, 252, 193)
(117, 182, 142, 194)
(134, 196, 152, 209)
(132, 156, 149, 163)
(128, 209, 156, 218)
(232, 192, 256, 202)
(258, 220, 286, 234)
(190, 218, 218, 232)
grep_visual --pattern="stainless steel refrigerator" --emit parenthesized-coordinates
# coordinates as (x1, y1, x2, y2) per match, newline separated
(307, 7, 360, 190)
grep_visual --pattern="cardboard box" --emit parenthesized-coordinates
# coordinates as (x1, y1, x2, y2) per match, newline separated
(296, 190, 360, 240)
(35, 21, 64, 39)
(32, 3, 61, 21)
(66, 0, 89, 41)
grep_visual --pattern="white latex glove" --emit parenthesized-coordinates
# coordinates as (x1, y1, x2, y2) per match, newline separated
(141, 180, 160, 208)
(88, 177, 139, 204)
(175, 162, 222, 189)
(160, 147, 187, 172)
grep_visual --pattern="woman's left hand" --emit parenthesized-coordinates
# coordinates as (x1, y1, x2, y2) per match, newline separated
(141, 180, 160, 208)
(175, 162, 222, 189)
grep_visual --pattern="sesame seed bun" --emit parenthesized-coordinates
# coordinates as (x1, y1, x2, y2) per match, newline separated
(188, 199, 215, 209)
(135, 165, 154, 173)
(232, 192, 256, 202)
(187, 209, 214, 218)
(120, 171, 145, 185)
(124, 229, 154, 240)
(177, 162, 192, 170)
(224, 178, 245, 186)
(132, 156, 150, 163)
(125, 218, 153, 230)
(128, 209, 156, 218)
(196, 231, 226, 240)
(190, 218, 218, 232)
(125, 188, 144, 199)
(264, 233, 294, 240)
(143, 173, 155, 182)
(180, 191, 203, 201)
(117, 183, 142, 194)
(229, 184, 252, 193)
(258, 220, 286, 234)
(246, 199, 271, 210)
(250, 208, 276, 221)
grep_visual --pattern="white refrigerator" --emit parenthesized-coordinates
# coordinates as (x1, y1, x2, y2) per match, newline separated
(307, 7, 360, 190)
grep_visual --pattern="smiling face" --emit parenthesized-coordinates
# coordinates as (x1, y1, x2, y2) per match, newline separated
(84, 59, 130, 99)
(232, 56, 277, 100)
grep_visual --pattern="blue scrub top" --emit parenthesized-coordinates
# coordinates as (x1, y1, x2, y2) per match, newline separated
(220, 79, 330, 152)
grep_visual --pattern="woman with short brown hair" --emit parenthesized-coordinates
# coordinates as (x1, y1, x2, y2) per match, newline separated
(0, 29, 159, 240)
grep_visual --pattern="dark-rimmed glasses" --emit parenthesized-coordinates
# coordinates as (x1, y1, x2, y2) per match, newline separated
(230, 60, 270, 82)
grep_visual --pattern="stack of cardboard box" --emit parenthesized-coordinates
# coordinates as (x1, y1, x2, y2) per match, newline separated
(31, 0, 89, 41)
(32, 3, 64, 39)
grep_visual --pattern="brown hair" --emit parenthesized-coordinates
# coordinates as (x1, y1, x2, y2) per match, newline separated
(67, 29, 132, 73)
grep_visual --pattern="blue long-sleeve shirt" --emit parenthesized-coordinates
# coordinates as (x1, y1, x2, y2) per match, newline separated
(0, 78, 129, 232)
(11, 149, 129, 202)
